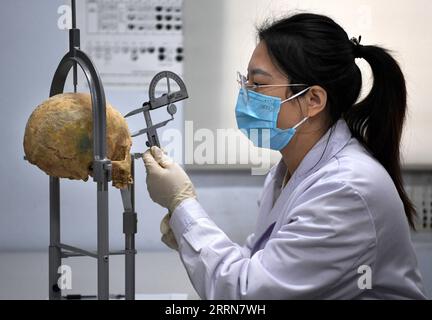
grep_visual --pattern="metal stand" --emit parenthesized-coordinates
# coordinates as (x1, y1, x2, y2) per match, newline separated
(47, 0, 137, 300)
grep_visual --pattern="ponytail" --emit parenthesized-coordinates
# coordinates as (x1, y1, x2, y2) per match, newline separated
(258, 13, 416, 228)
(345, 45, 416, 228)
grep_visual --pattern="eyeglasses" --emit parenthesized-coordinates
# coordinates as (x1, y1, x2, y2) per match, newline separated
(237, 71, 309, 104)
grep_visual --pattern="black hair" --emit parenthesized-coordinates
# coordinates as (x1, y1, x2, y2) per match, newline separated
(258, 13, 416, 228)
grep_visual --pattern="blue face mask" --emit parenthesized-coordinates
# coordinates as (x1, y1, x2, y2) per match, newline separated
(235, 87, 311, 150)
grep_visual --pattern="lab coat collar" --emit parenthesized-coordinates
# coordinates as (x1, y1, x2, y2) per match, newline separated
(274, 119, 352, 185)
(252, 119, 353, 251)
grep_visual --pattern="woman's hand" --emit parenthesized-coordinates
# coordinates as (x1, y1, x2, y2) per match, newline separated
(143, 146, 196, 213)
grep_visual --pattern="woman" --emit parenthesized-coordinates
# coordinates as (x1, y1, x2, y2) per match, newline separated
(143, 13, 426, 299)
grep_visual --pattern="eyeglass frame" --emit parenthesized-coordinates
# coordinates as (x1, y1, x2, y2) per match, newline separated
(237, 71, 310, 104)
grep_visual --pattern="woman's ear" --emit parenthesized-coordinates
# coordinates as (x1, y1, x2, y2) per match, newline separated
(305, 86, 327, 117)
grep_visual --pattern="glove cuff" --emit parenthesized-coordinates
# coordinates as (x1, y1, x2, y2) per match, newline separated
(168, 195, 197, 215)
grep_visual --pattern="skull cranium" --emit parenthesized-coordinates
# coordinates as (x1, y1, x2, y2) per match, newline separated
(23, 93, 133, 189)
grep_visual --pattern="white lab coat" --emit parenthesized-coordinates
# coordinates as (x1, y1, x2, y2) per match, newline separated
(169, 119, 427, 300)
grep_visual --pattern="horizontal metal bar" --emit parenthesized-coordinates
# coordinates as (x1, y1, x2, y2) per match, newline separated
(106, 250, 136, 256)
(58, 243, 98, 259)
(109, 250, 127, 256)
(61, 251, 86, 258)
(60, 247, 129, 258)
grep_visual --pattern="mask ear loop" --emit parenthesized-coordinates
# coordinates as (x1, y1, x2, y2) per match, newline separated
(292, 116, 309, 129)
(281, 86, 311, 130)
(281, 86, 311, 104)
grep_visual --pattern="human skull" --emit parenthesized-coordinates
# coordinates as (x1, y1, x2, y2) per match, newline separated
(23, 93, 133, 189)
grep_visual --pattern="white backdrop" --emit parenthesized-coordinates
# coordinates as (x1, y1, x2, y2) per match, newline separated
(184, 0, 432, 168)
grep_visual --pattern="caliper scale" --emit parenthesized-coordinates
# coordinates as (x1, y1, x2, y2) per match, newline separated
(125, 71, 189, 150)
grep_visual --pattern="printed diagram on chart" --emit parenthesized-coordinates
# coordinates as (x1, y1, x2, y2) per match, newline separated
(77, 0, 184, 89)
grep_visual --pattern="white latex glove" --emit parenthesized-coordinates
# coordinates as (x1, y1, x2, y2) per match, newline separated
(143, 146, 196, 213)
(160, 213, 178, 251)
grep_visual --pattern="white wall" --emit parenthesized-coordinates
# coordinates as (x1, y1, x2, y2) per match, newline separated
(184, 0, 432, 167)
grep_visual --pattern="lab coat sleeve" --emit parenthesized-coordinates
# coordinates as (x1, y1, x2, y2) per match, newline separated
(169, 181, 377, 300)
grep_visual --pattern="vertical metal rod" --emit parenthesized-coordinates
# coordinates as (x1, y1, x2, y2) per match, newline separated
(125, 157, 136, 300)
(73, 64, 78, 93)
(131, 157, 135, 212)
(49, 177, 61, 300)
(71, 0, 76, 28)
(97, 181, 109, 300)
(71, 0, 78, 93)
(93, 93, 107, 160)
